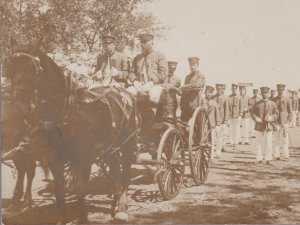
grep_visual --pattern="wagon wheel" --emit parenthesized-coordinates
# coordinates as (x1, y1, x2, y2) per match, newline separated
(188, 107, 212, 185)
(156, 128, 185, 200)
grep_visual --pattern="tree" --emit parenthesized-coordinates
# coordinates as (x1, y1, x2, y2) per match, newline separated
(0, 0, 169, 62)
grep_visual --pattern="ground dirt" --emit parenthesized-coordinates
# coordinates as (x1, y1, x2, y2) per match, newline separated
(2, 128, 300, 224)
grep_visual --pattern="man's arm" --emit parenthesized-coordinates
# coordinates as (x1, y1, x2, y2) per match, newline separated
(152, 52, 168, 84)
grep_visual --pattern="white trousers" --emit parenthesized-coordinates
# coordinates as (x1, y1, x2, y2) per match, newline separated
(210, 128, 216, 159)
(230, 118, 240, 145)
(291, 111, 298, 127)
(274, 128, 289, 158)
(249, 118, 256, 137)
(256, 131, 272, 161)
(216, 124, 227, 157)
(240, 118, 250, 143)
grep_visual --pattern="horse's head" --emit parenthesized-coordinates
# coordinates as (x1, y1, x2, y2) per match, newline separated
(3, 51, 41, 118)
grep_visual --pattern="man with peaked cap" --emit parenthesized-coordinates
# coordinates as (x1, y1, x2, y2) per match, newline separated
(228, 84, 243, 148)
(269, 89, 276, 101)
(129, 33, 167, 87)
(250, 87, 278, 164)
(94, 34, 128, 87)
(129, 33, 168, 144)
(153, 61, 181, 122)
(164, 61, 181, 117)
(213, 83, 230, 157)
(291, 91, 298, 128)
(249, 88, 262, 138)
(273, 84, 292, 160)
(203, 86, 221, 159)
(180, 57, 206, 122)
(239, 85, 252, 145)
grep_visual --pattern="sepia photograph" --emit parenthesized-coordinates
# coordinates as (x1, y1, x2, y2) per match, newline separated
(1, 0, 300, 224)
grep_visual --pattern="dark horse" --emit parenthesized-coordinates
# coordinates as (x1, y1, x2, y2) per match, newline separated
(1, 86, 38, 211)
(2, 43, 137, 224)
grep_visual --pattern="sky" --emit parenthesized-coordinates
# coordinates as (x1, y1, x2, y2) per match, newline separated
(145, 0, 300, 92)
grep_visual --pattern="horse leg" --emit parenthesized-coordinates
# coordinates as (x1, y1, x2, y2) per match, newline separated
(11, 160, 25, 205)
(23, 159, 36, 207)
(74, 160, 91, 224)
(48, 160, 66, 225)
(111, 141, 134, 222)
(106, 154, 122, 217)
(5, 160, 26, 215)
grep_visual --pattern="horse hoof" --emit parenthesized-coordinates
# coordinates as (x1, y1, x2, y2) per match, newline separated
(3, 204, 21, 218)
(114, 211, 129, 222)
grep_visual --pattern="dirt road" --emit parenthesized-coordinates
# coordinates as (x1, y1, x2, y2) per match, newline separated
(2, 128, 300, 224)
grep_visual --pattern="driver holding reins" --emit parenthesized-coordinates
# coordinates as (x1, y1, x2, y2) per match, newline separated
(94, 34, 129, 87)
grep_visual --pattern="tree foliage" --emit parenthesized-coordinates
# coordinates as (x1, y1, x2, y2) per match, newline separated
(0, 0, 168, 60)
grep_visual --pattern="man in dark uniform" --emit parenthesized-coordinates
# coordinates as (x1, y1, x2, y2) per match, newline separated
(213, 84, 230, 156)
(291, 91, 298, 128)
(180, 57, 206, 122)
(204, 86, 221, 159)
(249, 88, 261, 138)
(250, 87, 278, 164)
(94, 34, 128, 87)
(129, 33, 167, 143)
(228, 84, 243, 147)
(269, 89, 276, 101)
(273, 84, 292, 160)
(239, 85, 251, 145)
(163, 61, 181, 118)
(129, 33, 167, 88)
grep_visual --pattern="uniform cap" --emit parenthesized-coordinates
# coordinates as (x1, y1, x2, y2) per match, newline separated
(239, 85, 246, 90)
(205, 86, 215, 93)
(215, 84, 226, 89)
(188, 57, 200, 64)
(276, 84, 286, 90)
(260, 87, 270, 93)
(168, 61, 178, 67)
(253, 89, 259, 92)
(102, 34, 117, 43)
(232, 83, 238, 88)
(139, 33, 154, 42)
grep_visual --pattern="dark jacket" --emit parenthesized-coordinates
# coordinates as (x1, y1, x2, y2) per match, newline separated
(129, 50, 167, 84)
(212, 94, 230, 123)
(180, 71, 206, 112)
(273, 95, 292, 126)
(228, 94, 243, 119)
(251, 99, 278, 132)
(95, 51, 128, 82)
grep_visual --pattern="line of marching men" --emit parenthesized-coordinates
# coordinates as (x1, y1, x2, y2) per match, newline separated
(203, 83, 298, 164)
(92, 32, 298, 164)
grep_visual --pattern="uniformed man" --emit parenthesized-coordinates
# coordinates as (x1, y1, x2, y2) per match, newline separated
(249, 88, 261, 138)
(239, 85, 251, 145)
(129, 33, 167, 143)
(291, 91, 298, 128)
(180, 57, 206, 122)
(269, 89, 276, 101)
(164, 61, 181, 118)
(273, 84, 292, 160)
(250, 87, 278, 164)
(129, 33, 167, 88)
(203, 86, 221, 159)
(228, 84, 243, 148)
(213, 84, 230, 157)
(94, 34, 128, 87)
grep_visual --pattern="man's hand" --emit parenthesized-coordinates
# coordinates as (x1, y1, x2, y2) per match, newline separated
(110, 67, 119, 77)
(255, 117, 262, 123)
(142, 81, 154, 92)
(133, 80, 143, 92)
(265, 115, 273, 122)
